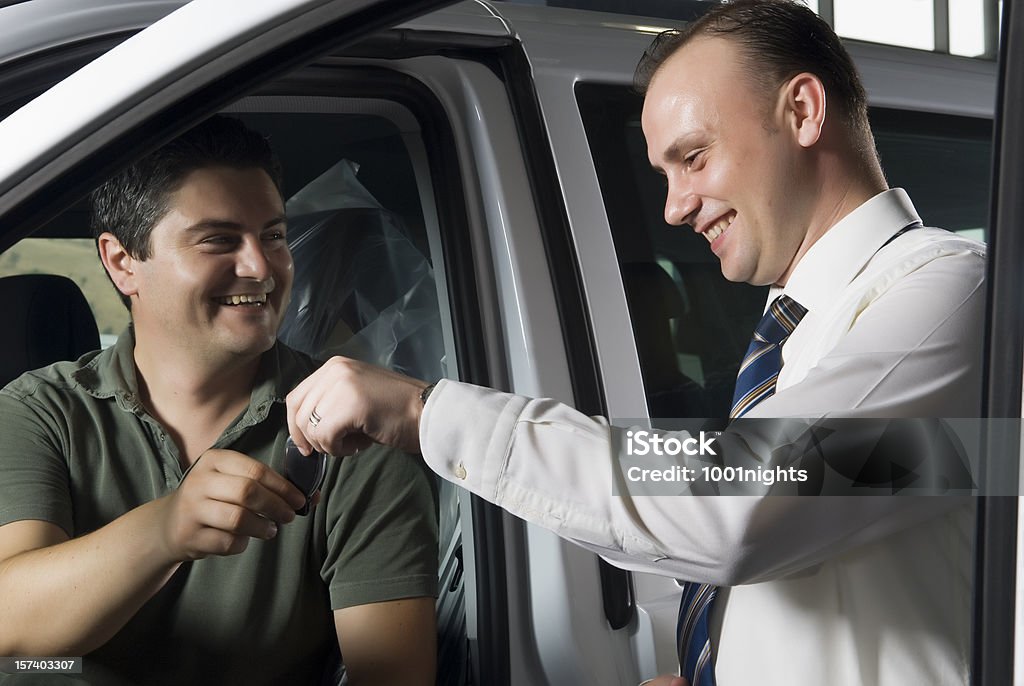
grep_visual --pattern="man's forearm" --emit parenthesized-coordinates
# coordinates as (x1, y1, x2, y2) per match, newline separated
(0, 499, 180, 656)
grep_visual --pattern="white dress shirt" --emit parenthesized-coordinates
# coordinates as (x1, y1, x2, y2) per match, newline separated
(420, 189, 986, 685)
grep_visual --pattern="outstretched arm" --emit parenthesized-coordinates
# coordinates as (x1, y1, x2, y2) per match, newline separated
(284, 247, 983, 584)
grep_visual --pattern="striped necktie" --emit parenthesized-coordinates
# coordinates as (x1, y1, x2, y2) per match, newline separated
(730, 295, 809, 419)
(676, 294, 808, 685)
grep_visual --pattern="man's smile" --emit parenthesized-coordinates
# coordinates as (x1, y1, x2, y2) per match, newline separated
(700, 210, 736, 244)
(214, 293, 269, 307)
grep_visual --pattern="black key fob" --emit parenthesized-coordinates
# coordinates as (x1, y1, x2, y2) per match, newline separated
(284, 437, 327, 516)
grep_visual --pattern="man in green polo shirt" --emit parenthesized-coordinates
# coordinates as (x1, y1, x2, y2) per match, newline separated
(0, 116, 439, 685)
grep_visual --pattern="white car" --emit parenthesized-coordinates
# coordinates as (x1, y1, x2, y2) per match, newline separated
(0, 1, 1019, 684)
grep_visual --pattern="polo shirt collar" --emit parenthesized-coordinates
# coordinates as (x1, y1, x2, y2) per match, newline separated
(769, 188, 922, 313)
(72, 326, 145, 412)
(73, 326, 294, 422)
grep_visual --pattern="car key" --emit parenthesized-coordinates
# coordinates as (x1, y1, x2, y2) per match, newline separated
(284, 437, 327, 516)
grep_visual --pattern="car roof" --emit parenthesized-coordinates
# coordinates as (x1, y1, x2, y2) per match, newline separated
(0, 0, 183, 65)
(0, 0, 995, 120)
(0, 0, 698, 67)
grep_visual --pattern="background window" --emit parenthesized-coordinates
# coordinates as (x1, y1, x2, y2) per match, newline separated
(871, 108, 992, 242)
(834, 0, 935, 51)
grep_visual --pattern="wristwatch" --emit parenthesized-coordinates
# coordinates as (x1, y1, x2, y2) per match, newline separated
(419, 382, 437, 406)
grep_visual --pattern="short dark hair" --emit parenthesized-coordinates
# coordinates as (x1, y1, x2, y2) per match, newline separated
(90, 115, 283, 309)
(634, 0, 869, 137)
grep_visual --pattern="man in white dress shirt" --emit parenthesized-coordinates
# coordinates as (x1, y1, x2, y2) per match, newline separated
(284, 1, 985, 684)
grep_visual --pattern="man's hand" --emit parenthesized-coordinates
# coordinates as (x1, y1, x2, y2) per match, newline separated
(0, 449, 310, 655)
(154, 449, 308, 562)
(286, 357, 428, 457)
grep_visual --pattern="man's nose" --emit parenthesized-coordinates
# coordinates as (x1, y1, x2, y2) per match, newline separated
(664, 178, 700, 227)
(236, 236, 273, 279)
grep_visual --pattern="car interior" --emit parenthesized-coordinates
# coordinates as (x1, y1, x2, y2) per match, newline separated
(0, 98, 467, 685)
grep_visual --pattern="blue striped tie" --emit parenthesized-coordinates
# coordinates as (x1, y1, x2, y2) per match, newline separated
(676, 294, 808, 685)
(730, 295, 809, 419)
(677, 581, 718, 685)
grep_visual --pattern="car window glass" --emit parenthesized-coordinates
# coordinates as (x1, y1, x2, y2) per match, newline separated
(0, 107, 451, 378)
(229, 103, 464, 686)
(228, 108, 446, 382)
(577, 83, 766, 418)
(871, 107, 992, 242)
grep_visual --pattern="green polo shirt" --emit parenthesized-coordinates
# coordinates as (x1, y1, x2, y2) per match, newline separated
(0, 331, 438, 685)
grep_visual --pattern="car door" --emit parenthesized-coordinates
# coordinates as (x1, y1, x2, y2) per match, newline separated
(980, 1, 1023, 684)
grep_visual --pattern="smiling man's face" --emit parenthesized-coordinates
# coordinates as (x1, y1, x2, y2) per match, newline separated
(642, 36, 813, 286)
(128, 165, 293, 362)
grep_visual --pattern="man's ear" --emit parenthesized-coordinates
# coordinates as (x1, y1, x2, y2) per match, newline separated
(97, 232, 139, 300)
(781, 72, 827, 148)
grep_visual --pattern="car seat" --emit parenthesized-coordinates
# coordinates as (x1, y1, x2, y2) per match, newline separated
(0, 273, 100, 388)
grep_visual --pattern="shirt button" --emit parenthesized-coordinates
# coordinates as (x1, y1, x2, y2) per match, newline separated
(454, 463, 467, 480)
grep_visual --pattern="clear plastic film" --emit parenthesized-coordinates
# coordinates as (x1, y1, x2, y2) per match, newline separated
(279, 160, 446, 382)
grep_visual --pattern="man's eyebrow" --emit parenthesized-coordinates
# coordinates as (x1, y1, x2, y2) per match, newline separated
(650, 144, 684, 175)
(666, 136, 702, 161)
(184, 215, 287, 232)
(651, 133, 706, 172)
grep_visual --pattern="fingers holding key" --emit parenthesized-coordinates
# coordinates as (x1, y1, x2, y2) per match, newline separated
(286, 356, 427, 457)
(156, 448, 307, 562)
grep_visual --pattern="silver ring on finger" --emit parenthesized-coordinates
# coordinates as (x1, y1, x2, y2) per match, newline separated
(309, 408, 323, 428)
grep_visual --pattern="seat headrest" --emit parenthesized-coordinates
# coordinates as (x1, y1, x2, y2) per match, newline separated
(0, 274, 101, 388)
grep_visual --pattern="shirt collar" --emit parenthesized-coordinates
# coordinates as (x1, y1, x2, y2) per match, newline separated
(73, 326, 296, 420)
(771, 188, 922, 313)
(72, 325, 145, 412)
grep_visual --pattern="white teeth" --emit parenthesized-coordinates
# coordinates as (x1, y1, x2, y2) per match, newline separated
(217, 293, 268, 306)
(704, 216, 733, 243)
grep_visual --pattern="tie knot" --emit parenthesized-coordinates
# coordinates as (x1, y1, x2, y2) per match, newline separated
(753, 295, 808, 346)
